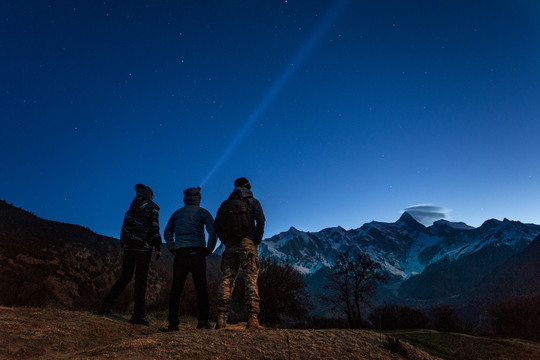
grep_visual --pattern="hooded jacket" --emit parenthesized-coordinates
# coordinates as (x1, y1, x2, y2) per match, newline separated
(164, 188, 217, 254)
(120, 184, 162, 251)
(215, 187, 265, 244)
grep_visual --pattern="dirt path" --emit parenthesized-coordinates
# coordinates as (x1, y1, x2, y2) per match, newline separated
(0, 306, 440, 360)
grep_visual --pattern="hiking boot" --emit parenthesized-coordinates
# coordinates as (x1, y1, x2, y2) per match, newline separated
(98, 302, 112, 316)
(129, 316, 150, 326)
(246, 316, 260, 330)
(215, 313, 226, 330)
(197, 321, 213, 329)
(162, 324, 179, 332)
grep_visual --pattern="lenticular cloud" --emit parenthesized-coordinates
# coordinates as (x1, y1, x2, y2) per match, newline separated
(402, 204, 451, 226)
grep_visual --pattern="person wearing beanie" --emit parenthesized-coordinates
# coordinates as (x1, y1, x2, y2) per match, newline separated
(214, 177, 265, 330)
(99, 184, 162, 325)
(234, 177, 251, 189)
(163, 186, 217, 330)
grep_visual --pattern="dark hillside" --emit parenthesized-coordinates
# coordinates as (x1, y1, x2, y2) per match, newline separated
(465, 235, 540, 325)
(0, 200, 172, 309)
(471, 235, 540, 302)
(398, 245, 516, 303)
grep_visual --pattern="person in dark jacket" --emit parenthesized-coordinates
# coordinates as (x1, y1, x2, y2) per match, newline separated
(164, 187, 217, 331)
(214, 177, 265, 330)
(99, 184, 162, 325)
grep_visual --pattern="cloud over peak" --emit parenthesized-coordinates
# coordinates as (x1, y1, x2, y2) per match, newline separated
(402, 204, 451, 226)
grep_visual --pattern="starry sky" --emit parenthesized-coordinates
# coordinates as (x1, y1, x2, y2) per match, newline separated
(2, 0, 540, 239)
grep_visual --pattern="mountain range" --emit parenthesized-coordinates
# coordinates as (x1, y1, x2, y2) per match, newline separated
(259, 212, 540, 315)
(2, 199, 539, 324)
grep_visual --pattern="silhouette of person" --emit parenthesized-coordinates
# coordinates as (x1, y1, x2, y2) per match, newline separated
(214, 177, 265, 329)
(164, 187, 217, 331)
(99, 184, 162, 325)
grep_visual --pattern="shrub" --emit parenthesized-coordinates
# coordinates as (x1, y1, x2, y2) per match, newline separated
(369, 304, 429, 330)
(229, 258, 311, 326)
(489, 295, 540, 342)
(428, 304, 466, 333)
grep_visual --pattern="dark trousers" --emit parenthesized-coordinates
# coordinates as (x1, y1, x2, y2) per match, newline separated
(104, 250, 152, 317)
(168, 252, 209, 325)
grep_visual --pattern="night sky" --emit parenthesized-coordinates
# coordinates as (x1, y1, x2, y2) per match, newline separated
(2, 1, 540, 239)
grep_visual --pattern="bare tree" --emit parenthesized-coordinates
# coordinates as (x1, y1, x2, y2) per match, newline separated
(229, 257, 311, 326)
(321, 251, 388, 328)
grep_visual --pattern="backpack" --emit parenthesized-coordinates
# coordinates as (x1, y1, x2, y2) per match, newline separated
(214, 194, 254, 243)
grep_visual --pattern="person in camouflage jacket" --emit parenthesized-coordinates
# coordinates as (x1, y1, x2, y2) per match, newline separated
(214, 177, 265, 330)
(99, 184, 162, 325)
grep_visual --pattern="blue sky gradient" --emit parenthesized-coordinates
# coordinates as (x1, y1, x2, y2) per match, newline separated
(2, 0, 540, 238)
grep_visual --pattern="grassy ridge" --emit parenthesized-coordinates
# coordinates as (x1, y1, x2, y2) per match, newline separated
(1, 307, 441, 360)
(385, 330, 540, 360)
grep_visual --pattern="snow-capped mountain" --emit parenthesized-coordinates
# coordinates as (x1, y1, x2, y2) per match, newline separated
(261, 212, 539, 277)
(259, 212, 540, 304)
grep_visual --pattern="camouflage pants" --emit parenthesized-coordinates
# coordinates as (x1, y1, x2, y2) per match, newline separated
(217, 238, 260, 315)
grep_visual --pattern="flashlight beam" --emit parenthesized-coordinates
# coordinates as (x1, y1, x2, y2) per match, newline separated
(200, 0, 350, 187)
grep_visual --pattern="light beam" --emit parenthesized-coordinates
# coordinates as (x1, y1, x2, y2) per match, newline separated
(200, 0, 350, 187)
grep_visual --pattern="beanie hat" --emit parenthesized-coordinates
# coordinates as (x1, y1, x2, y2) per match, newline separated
(183, 186, 201, 205)
(234, 177, 251, 189)
(135, 184, 153, 199)
(184, 186, 201, 197)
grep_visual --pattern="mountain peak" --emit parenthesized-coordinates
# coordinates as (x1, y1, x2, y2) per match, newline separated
(479, 218, 501, 230)
(397, 211, 422, 226)
(287, 226, 303, 234)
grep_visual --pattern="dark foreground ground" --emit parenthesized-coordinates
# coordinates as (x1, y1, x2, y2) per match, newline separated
(1, 306, 439, 360)
(1, 306, 538, 360)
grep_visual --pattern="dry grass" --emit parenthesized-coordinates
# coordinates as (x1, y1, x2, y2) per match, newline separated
(386, 330, 540, 360)
(0, 306, 440, 360)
